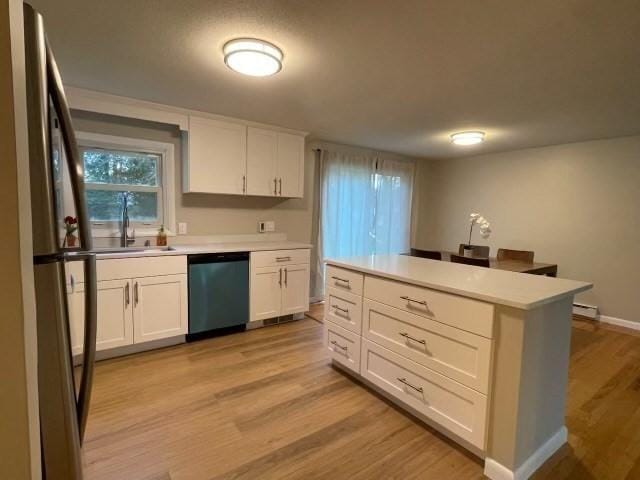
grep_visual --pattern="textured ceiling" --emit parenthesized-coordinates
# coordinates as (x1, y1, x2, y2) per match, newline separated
(29, 0, 640, 158)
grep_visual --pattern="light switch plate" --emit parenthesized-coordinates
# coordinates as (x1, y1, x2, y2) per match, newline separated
(258, 221, 266, 233)
(178, 222, 187, 235)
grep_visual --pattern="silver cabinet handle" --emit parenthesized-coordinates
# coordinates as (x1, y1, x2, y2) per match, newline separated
(399, 332, 426, 344)
(330, 340, 348, 351)
(276, 256, 291, 262)
(278, 178, 282, 195)
(125, 282, 130, 306)
(332, 276, 351, 287)
(284, 267, 288, 286)
(134, 282, 139, 305)
(332, 305, 349, 315)
(242, 175, 246, 193)
(279, 268, 282, 286)
(274, 178, 278, 195)
(70, 274, 75, 294)
(397, 377, 423, 393)
(400, 295, 428, 307)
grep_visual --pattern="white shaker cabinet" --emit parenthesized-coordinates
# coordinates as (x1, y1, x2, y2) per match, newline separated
(276, 132, 305, 198)
(183, 116, 247, 194)
(246, 127, 278, 196)
(249, 249, 310, 323)
(133, 274, 188, 343)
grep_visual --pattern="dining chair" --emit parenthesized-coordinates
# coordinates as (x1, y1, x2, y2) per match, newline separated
(410, 248, 442, 261)
(497, 248, 534, 263)
(458, 244, 490, 257)
(450, 253, 490, 268)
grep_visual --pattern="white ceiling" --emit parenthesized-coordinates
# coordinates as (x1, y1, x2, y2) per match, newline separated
(30, 0, 640, 159)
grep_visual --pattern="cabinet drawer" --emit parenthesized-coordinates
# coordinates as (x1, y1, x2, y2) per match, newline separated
(64, 261, 85, 286)
(324, 321, 361, 374)
(251, 249, 310, 268)
(360, 339, 488, 449)
(364, 276, 494, 338)
(363, 299, 492, 393)
(325, 265, 364, 296)
(98, 255, 187, 281)
(325, 287, 363, 334)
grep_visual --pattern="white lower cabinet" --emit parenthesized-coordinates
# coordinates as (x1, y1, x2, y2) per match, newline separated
(133, 274, 188, 343)
(67, 256, 188, 357)
(249, 250, 311, 323)
(324, 265, 492, 452)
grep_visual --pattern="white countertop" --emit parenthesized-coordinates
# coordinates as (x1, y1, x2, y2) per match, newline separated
(93, 241, 312, 259)
(326, 254, 592, 310)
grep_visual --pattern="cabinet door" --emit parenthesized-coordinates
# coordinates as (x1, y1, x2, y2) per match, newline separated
(133, 274, 187, 343)
(246, 127, 278, 196)
(96, 279, 134, 351)
(185, 116, 247, 194)
(72, 280, 135, 352)
(281, 264, 310, 315)
(250, 266, 282, 321)
(276, 133, 304, 198)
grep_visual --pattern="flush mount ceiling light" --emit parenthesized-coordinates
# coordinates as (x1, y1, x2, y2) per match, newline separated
(223, 38, 283, 77)
(450, 131, 486, 146)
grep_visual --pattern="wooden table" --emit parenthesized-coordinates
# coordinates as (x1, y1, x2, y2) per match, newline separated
(440, 252, 558, 277)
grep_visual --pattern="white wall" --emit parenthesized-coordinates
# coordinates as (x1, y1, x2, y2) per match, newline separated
(414, 135, 640, 323)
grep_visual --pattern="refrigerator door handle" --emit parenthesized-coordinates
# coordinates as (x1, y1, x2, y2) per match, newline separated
(45, 41, 92, 252)
(65, 253, 97, 442)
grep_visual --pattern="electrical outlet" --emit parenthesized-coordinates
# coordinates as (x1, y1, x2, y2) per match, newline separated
(265, 221, 275, 232)
(178, 222, 187, 235)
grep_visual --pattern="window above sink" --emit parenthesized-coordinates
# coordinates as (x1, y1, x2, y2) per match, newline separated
(74, 131, 176, 238)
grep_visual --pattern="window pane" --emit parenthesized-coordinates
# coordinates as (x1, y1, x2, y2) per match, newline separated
(83, 148, 160, 186)
(86, 190, 158, 223)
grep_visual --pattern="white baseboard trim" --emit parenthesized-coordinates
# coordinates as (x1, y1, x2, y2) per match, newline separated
(599, 315, 640, 332)
(484, 426, 567, 480)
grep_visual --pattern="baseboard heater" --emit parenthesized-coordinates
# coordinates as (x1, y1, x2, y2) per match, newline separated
(573, 303, 599, 320)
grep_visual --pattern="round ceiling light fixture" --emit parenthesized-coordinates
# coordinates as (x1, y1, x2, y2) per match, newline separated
(450, 131, 486, 146)
(223, 38, 283, 77)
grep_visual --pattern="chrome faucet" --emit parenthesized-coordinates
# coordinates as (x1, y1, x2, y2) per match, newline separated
(120, 192, 135, 248)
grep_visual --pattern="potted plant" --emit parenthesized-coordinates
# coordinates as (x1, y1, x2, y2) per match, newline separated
(462, 213, 491, 257)
(63, 216, 78, 247)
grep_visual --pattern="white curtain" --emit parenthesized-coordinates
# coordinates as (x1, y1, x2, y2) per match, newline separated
(317, 150, 415, 294)
(374, 157, 415, 254)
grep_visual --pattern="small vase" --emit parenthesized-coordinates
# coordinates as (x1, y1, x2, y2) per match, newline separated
(462, 245, 474, 258)
(66, 234, 77, 247)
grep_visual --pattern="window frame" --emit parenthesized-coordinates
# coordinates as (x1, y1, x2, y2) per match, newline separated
(76, 131, 176, 238)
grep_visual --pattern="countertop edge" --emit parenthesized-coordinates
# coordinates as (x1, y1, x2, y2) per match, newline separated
(94, 242, 313, 259)
(325, 258, 593, 310)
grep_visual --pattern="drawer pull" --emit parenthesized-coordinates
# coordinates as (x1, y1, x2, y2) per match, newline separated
(276, 256, 292, 262)
(332, 305, 349, 315)
(400, 295, 428, 307)
(330, 340, 348, 352)
(332, 276, 351, 287)
(397, 377, 424, 393)
(399, 332, 426, 345)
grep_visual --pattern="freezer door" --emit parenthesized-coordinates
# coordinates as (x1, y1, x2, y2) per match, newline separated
(35, 261, 83, 479)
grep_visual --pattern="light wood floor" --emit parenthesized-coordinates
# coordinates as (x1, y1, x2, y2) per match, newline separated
(81, 311, 640, 480)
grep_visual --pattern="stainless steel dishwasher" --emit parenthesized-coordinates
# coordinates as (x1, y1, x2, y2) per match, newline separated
(187, 252, 249, 340)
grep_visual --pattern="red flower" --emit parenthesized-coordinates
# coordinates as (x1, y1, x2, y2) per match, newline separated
(64, 216, 78, 225)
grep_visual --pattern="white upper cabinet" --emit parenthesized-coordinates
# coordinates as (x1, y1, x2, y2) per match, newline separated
(185, 115, 305, 198)
(246, 127, 278, 196)
(183, 116, 247, 194)
(276, 133, 305, 198)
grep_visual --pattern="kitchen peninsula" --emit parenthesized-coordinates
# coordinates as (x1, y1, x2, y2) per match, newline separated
(323, 254, 592, 480)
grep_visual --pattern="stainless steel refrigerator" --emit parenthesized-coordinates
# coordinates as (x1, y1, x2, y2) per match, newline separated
(24, 3, 98, 478)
